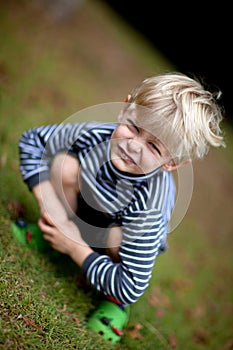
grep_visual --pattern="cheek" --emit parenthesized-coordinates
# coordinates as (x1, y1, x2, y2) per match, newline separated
(142, 151, 162, 171)
(113, 125, 131, 140)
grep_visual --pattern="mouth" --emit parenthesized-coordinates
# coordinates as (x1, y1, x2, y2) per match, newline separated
(118, 145, 136, 164)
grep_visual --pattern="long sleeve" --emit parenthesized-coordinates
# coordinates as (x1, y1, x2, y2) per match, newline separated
(82, 209, 167, 305)
(18, 122, 94, 190)
(19, 125, 58, 189)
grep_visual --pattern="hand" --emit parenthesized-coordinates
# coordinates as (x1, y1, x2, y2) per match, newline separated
(38, 211, 84, 256)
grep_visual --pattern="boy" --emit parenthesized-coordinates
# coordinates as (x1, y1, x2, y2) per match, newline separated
(18, 72, 225, 342)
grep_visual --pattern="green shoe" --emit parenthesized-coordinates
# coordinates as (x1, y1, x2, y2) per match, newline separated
(87, 300, 130, 344)
(11, 218, 51, 253)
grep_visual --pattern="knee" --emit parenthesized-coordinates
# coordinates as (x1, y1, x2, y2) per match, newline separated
(51, 153, 80, 189)
(106, 226, 123, 263)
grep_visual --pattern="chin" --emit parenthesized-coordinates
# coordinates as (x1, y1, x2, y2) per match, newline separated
(112, 158, 133, 173)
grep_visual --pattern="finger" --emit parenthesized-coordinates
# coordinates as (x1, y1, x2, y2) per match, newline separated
(43, 233, 63, 253)
(38, 218, 54, 235)
(41, 211, 54, 226)
(43, 233, 54, 243)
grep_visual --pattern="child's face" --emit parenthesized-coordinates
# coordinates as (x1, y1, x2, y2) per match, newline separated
(110, 114, 172, 175)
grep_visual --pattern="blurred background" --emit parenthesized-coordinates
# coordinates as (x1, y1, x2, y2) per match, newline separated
(105, 0, 232, 123)
(0, 1, 232, 349)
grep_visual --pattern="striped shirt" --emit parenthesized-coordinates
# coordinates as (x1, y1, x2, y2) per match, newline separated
(19, 122, 176, 305)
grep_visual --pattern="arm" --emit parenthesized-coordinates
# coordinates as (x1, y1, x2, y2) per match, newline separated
(38, 210, 94, 266)
(37, 205, 165, 305)
(19, 124, 95, 265)
(18, 123, 90, 191)
(33, 181, 93, 266)
(82, 210, 167, 305)
(33, 180, 68, 225)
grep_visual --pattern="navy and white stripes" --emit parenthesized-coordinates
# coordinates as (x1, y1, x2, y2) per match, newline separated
(18, 122, 176, 305)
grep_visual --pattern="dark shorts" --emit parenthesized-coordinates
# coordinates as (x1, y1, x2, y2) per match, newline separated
(73, 191, 116, 251)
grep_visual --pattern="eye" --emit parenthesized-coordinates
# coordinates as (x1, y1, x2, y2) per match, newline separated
(126, 119, 139, 133)
(149, 142, 161, 156)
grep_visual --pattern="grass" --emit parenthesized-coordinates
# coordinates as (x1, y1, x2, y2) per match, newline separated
(1, 1, 233, 349)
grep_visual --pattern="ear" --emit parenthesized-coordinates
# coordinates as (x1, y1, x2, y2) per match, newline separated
(162, 159, 192, 172)
(123, 94, 131, 103)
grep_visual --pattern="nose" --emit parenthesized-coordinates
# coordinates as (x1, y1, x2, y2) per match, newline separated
(127, 138, 142, 153)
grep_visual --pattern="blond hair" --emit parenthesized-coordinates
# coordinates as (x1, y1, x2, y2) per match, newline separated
(126, 72, 225, 162)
